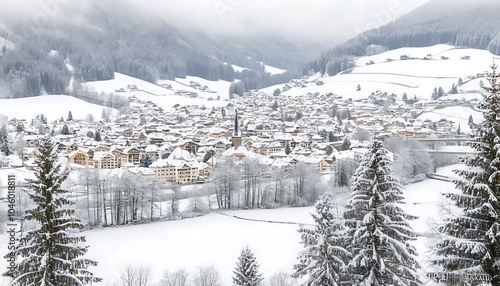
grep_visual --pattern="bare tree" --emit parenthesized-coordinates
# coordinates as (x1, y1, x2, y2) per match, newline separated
(350, 130, 372, 142)
(119, 265, 152, 286)
(193, 265, 222, 286)
(159, 269, 188, 286)
(269, 272, 297, 286)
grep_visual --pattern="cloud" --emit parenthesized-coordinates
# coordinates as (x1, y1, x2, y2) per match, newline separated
(132, 0, 431, 42)
(0, 0, 431, 43)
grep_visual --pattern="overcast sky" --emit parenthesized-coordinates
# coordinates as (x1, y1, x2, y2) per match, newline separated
(133, 0, 431, 43)
(1, 0, 432, 44)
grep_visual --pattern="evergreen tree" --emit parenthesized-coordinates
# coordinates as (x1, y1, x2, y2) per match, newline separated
(468, 114, 474, 126)
(292, 193, 349, 286)
(271, 100, 279, 111)
(285, 142, 292, 155)
(432, 87, 438, 100)
(325, 145, 335, 156)
(94, 129, 102, 142)
(39, 114, 47, 124)
(67, 110, 73, 121)
(273, 88, 281, 96)
(328, 131, 335, 143)
(450, 83, 458, 94)
(3, 136, 101, 285)
(61, 124, 70, 135)
(0, 126, 12, 156)
(343, 140, 420, 285)
(203, 149, 216, 163)
(16, 123, 24, 133)
(401, 93, 408, 103)
(432, 63, 500, 283)
(140, 153, 152, 167)
(232, 246, 264, 286)
(340, 137, 351, 151)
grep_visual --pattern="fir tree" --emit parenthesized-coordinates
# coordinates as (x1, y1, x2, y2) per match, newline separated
(272, 100, 279, 111)
(61, 124, 70, 135)
(432, 62, 500, 283)
(140, 153, 152, 168)
(343, 140, 420, 286)
(16, 123, 24, 133)
(0, 126, 12, 156)
(203, 149, 216, 163)
(94, 129, 102, 142)
(232, 246, 264, 286)
(39, 114, 47, 124)
(285, 142, 292, 155)
(3, 136, 101, 285)
(293, 193, 349, 286)
(468, 114, 474, 126)
(340, 137, 351, 151)
(67, 110, 73, 121)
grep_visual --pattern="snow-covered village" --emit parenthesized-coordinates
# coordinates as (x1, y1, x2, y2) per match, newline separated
(1, 0, 500, 285)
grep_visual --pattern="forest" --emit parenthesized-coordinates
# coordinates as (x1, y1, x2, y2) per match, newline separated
(305, 0, 500, 76)
(0, 0, 315, 99)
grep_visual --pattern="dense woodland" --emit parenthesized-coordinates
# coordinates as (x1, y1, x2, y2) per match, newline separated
(0, 0, 314, 99)
(305, 0, 500, 76)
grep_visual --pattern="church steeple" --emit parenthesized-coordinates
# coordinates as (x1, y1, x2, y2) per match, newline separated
(234, 109, 240, 136)
(232, 109, 242, 148)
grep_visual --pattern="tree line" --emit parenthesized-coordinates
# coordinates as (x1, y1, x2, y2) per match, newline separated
(305, 0, 500, 76)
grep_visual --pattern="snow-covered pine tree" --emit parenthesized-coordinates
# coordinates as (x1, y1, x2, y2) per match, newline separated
(343, 140, 420, 286)
(232, 246, 264, 286)
(4, 136, 101, 285)
(432, 62, 500, 283)
(61, 124, 70, 135)
(292, 192, 349, 286)
(94, 129, 102, 141)
(0, 125, 12, 156)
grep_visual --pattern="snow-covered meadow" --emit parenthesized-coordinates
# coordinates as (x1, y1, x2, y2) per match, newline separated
(0, 164, 462, 286)
(0, 95, 120, 122)
(70, 166, 462, 285)
(261, 44, 500, 101)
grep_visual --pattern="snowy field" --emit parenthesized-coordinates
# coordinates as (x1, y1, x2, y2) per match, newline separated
(83, 73, 233, 110)
(77, 165, 462, 286)
(0, 95, 120, 122)
(0, 165, 463, 285)
(261, 44, 500, 100)
(415, 105, 484, 134)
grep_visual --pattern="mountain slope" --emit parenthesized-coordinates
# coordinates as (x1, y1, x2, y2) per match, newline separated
(0, 0, 322, 99)
(306, 0, 500, 76)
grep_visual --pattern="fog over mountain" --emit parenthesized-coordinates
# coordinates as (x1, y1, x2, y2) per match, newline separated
(0, 0, 429, 44)
(306, 0, 500, 76)
(5, 0, 497, 100)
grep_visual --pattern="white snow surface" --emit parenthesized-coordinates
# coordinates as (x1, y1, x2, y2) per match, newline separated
(84, 73, 233, 110)
(261, 44, 500, 100)
(0, 95, 119, 122)
(415, 106, 484, 134)
(0, 162, 473, 285)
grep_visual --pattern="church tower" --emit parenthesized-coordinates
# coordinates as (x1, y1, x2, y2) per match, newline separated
(232, 109, 242, 148)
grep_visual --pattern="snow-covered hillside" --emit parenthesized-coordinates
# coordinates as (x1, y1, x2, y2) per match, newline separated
(262, 44, 500, 100)
(0, 95, 119, 122)
(415, 106, 483, 134)
(84, 73, 233, 110)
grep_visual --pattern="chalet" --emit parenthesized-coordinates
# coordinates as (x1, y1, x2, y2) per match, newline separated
(68, 151, 92, 166)
(123, 147, 141, 165)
